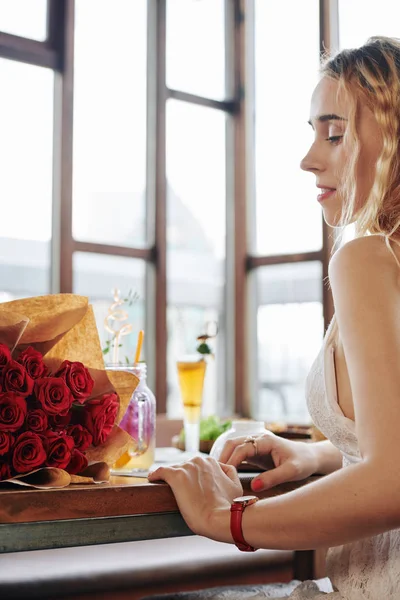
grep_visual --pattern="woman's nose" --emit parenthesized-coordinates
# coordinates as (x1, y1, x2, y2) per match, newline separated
(300, 144, 323, 173)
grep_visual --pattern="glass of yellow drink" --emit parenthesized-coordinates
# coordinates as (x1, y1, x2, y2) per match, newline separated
(176, 356, 207, 453)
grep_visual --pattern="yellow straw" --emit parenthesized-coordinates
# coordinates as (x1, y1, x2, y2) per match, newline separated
(134, 330, 144, 364)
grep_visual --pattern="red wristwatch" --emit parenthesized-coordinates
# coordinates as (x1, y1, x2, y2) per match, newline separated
(230, 495, 258, 552)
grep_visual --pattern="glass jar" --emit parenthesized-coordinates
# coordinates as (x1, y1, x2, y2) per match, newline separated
(108, 363, 156, 472)
(209, 420, 267, 461)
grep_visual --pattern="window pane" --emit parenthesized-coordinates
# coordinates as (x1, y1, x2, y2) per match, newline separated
(72, 0, 147, 248)
(0, 0, 47, 41)
(255, 0, 321, 255)
(255, 262, 324, 424)
(166, 0, 225, 100)
(166, 100, 226, 418)
(339, 0, 400, 48)
(0, 59, 53, 301)
(73, 253, 146, 365)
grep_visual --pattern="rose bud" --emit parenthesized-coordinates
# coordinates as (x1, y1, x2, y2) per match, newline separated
(0, 460, 11, 481)
(0, 392, 27, 432)
(34, 377, 73, 416)
(12, 431, 47, 474)
(49, 412, 72, 431)
(1, 360, 34, 398)
(45, 431, 74, 470)
(26, 409, 48, 433)
(55, 360, 94, 404)
(17, 347, 48, 380)
(66, 448, 88, 475)
(0, 343, 11, 373)
(0, 431, 14, 456)
(66, 424, 93, 452)
(82, 392, 119, 446)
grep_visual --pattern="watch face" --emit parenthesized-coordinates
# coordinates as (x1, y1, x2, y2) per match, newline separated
(233, 495, 258, 503)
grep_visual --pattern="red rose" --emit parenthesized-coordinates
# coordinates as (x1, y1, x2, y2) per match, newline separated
(49, 412, 72, 431)
(12, 431, 47, 473)
(66, 448, 88, 475)
(44, 431, 74, 470)
(0, 344, 11, 373)
(26, 409, 48, 433)
(1, 360, 33, 398)
(0, 431, 14, 456)
(0, 392, 27, 432)
(66, 424, 93, 452)
(35, 377, 73, 416)
(0, 460, 11, 481)
(55, 360, 94, 404)
(17, 346, 48, 380)
(82, 392, 119, 446)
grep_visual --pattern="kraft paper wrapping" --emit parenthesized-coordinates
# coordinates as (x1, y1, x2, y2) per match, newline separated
(0, 294, 139, 489)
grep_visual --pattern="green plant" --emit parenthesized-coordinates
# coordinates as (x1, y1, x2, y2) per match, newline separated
(179, 416, 232, 442)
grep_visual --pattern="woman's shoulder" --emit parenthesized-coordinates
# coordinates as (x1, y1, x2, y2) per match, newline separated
(329, 234, 400, 281)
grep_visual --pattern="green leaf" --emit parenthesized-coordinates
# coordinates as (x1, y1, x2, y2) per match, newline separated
(180, 416, 232, 442)
(196, 342, 212, 355)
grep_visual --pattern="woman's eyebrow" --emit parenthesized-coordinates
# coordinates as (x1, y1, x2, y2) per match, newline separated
(307, 114, 348, 127)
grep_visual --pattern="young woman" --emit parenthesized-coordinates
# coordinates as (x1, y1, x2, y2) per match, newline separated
(147, 37, 400, 599)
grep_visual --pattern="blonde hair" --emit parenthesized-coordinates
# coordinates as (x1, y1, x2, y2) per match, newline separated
(321, 37, 400, 255)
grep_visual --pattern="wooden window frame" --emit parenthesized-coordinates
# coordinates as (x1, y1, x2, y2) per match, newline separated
(0, 0, 338, 420)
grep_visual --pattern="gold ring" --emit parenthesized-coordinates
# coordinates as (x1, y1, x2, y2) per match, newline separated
(244, 435, 258, 456)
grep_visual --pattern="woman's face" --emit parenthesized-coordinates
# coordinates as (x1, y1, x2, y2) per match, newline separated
(300, 76, 382, 227)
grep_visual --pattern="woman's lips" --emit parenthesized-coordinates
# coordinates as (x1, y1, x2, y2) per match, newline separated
(317, 188, 336, 203)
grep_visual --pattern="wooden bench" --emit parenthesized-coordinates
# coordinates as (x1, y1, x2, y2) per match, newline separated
(0, 537, 307, 600)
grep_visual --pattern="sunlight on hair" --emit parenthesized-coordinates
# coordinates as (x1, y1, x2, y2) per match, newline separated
(321, 37, 400, 248)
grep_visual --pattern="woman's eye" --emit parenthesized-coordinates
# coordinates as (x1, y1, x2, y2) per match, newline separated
(326, 135, 343, 145)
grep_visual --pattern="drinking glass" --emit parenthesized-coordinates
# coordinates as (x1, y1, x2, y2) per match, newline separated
(176, 356, 207, 453)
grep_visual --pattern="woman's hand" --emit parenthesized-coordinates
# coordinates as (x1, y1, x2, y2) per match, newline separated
(148, 456, 242, 543)
(219, 432, 318, 492)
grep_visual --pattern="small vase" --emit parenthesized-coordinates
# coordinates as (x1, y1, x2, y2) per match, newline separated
(108, 363, 156, 472)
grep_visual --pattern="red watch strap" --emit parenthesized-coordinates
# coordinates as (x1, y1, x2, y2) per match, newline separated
(230, 503, 256, 552)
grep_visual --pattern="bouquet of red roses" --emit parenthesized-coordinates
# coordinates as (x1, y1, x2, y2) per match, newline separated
(0, 294, 139, 488)
(0, 345, 119, 481)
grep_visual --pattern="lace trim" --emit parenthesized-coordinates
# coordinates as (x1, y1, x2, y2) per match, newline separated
(306, 317, 360, 462)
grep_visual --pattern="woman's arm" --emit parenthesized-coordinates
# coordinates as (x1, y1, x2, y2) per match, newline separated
(214, 237, 400, 550)
(212, 457, 398, 550)
(150, 451, 399, 551)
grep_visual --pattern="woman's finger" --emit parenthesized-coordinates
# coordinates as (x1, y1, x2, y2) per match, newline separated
(148, 466, 167, 482)
(218, 461, 241, 485)
(227, 441, 257, 467)
(218, 432, 277, 466)
(148, 464, 180, 483)
(224, 434, 275, 468)
(251, 460, 298, 492)
(217, 437, 246, 464)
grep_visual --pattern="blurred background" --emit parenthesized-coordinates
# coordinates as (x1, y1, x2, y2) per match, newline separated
(0, 0, 398, 424)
